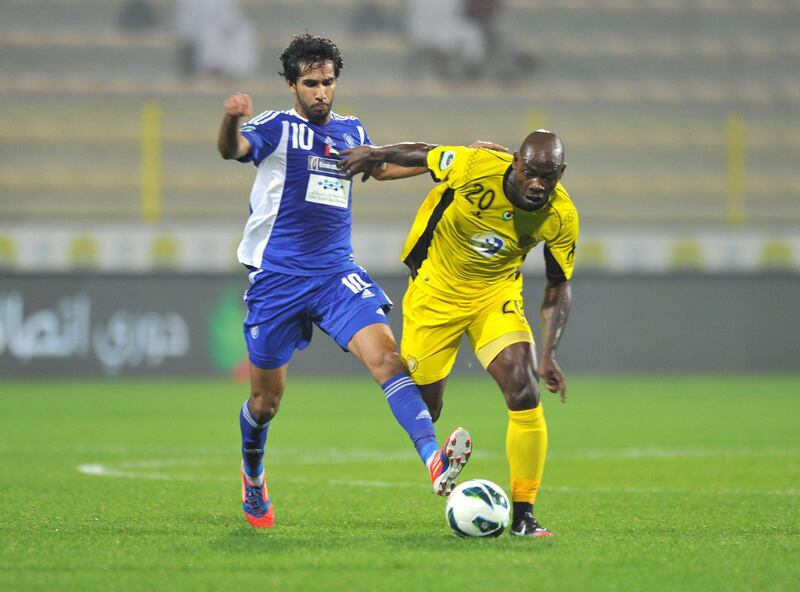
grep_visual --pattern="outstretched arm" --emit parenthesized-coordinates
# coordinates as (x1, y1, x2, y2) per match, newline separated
(369, 162, 430, 181)
(339, 142, 436, 181)
(218, 92, 253, 160)
(539, 279, 572, 402)
(340, 140, 508, 182)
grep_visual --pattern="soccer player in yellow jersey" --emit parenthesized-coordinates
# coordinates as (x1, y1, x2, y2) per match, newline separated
(339, 131, 577, 537)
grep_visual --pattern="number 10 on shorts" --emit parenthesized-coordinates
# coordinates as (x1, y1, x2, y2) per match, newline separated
(341, 273, 372, 294)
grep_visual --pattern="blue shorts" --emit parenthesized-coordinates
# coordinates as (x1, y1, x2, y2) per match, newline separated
(243, 268, 393, 369)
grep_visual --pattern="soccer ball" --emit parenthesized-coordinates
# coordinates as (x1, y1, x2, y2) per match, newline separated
(445, 479, 510, 537)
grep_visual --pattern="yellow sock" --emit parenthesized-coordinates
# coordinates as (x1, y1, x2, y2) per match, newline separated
(506, 406, 548, 504)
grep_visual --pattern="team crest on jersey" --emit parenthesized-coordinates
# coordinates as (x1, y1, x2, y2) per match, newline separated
(250, 326, 259, 338)
(438, 151, 456, 171)
(343, 133, 358, 147)
(502, 210, 514, 220)
(469, 232, 506, 258)
(405, 356, 418, 373)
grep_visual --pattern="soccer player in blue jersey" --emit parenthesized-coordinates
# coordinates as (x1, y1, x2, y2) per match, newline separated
(217, 34, 471, 528)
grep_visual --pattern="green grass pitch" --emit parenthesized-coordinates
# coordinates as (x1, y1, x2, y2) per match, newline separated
(1, 375, 798, 591)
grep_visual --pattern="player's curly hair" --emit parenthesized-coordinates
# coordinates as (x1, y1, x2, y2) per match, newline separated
(279, 34, 344, 84)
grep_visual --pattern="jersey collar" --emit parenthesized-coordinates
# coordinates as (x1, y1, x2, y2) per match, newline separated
(290, 107, 333, 127)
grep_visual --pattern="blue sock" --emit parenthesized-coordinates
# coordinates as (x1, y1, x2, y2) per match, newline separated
(382, 373, 439, 465)
(240, 400, 270, 478)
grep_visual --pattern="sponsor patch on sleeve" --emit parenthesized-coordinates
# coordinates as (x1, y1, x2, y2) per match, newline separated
(438, 150, 456, 171)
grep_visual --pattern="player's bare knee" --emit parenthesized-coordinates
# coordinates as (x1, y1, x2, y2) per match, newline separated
(505, 381, 540, 411)
(384, 351, 407, 375)
(249, 390, 282, 423)
(367, 349, 406, 384)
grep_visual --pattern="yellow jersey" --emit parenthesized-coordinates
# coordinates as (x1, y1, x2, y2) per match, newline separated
(400, 146, 579, 302)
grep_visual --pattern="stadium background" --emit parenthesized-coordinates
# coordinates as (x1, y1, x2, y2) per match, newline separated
(1, 3, 799, 591)
(1, 0, 797, 377)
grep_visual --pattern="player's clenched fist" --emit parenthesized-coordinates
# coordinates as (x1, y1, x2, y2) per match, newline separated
(224, 92, 252, 119)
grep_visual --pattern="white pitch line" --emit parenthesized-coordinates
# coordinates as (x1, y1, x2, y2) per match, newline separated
(75, 463, 420, 488)
(74, 446, 800, 481)
(65, 445, 800, 462)
(76, 461, 800, 497)
(74, 444, 800, 497)
(76, 463, 229, 482)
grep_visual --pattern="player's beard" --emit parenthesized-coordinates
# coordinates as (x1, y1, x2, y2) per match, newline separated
(305, 100, 331, 124)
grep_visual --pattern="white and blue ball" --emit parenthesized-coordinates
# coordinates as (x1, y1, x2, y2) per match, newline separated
(445, 479, 510, 537)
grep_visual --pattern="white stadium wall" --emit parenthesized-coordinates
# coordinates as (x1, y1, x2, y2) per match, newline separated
(0, 224, 799, 275)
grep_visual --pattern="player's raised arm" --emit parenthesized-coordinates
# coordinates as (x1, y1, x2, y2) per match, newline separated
(539, 279, 572, 402)
(218, 92, 253, 160)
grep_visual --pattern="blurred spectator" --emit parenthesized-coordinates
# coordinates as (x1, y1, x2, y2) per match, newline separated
(117, 0, 161, 31)
(174, 0, 258, 79)
(117, 0, 160, 31)
(464, 0, 538, 81)
(352, 1, 401, 34)
(464, 0, 501, 68)
(405, 0, 487, 80)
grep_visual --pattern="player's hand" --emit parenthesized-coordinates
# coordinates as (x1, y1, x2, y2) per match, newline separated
(469, 140, 509, 152)
(224, 92, 252, 119)
(339, 146, 378, 182)
(539, 356, 567, 403)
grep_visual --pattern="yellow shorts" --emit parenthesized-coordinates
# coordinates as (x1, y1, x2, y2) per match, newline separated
(400, 281, 534, 385)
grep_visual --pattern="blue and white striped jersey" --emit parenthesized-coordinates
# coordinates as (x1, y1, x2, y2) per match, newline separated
(236, 108, 371, 275)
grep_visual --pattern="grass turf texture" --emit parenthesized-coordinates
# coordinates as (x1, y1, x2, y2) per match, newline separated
(1, 375, 798, 591)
